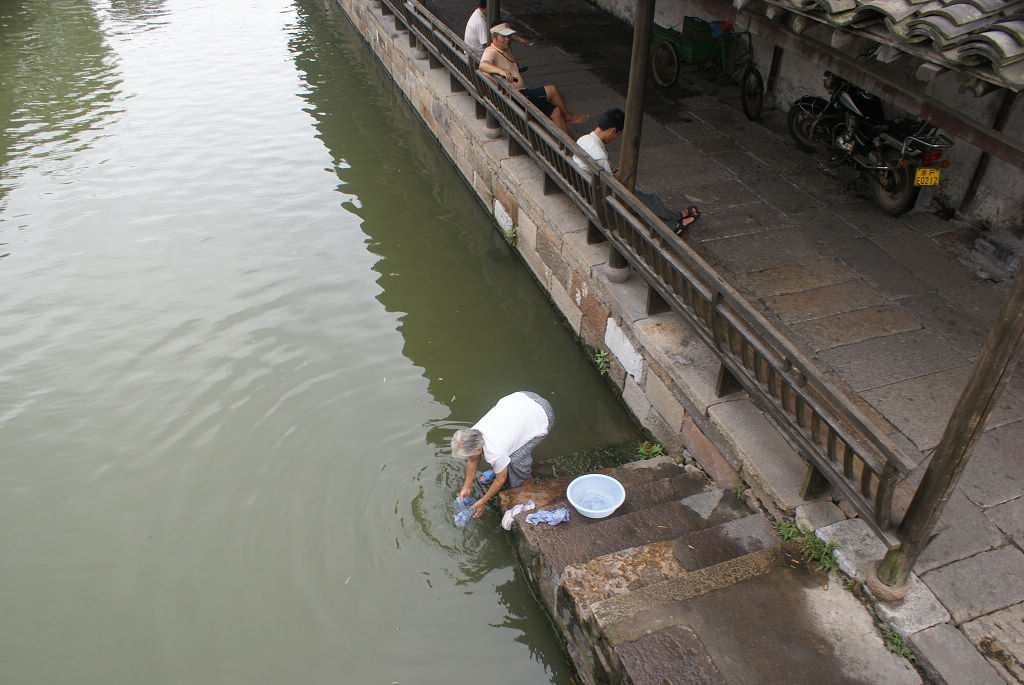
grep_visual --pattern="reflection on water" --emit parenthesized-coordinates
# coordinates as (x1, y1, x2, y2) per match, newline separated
(292, 0, 638, 456)
(0, 0, 642, 682)
(0, 0, 124, 207)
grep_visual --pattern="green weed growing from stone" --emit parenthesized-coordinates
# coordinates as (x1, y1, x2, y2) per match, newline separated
(772, 520, 802, 541)
(593, 350, 610, 375)
(800, 531, 839, 573)
(881, 625, 916, 662)
(636, 441, 665, 460)
(503, 226, 517, 247)
(771, 520, 839, 573)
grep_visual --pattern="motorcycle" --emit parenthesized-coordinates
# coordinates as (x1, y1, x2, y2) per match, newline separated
(787, 72, 952, 215)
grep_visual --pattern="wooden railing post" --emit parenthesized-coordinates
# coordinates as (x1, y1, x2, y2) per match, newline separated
(618, 0, 655, 192)
(866, 270, 1024, 599)
(485, 111, 502, 138)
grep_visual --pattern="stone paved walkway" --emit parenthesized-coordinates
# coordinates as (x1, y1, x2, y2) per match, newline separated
(425, 0, 1023, 680)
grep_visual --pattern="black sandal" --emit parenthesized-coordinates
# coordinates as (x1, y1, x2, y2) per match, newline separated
(673, 206, 701, 235)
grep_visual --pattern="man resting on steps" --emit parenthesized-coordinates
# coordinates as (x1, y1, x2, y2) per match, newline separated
(478, 23, 588, 135)
(572, 108, 701, 234)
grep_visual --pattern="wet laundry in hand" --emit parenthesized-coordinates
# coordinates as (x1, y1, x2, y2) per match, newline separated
(454, 495, 477, 528)
(500, 500, 536, 530)
(525, 508, 569, 526)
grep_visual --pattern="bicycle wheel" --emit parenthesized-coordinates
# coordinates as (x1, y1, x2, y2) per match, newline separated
(651, 41, 678, 88)
(740, 66, 764, 121)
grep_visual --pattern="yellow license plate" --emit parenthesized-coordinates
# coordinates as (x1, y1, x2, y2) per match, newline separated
(915, 168, 940, 186)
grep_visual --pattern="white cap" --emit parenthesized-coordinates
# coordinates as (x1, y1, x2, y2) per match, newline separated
(489, 22, 516, 35)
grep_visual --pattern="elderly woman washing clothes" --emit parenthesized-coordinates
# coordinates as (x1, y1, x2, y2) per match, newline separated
(451, 391, 554, 519)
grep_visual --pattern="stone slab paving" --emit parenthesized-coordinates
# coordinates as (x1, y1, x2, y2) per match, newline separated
(790, 303, 922, 351)
(861, 365, 974, 452)
(764, 278, 886, 324)
(908, 623, 1007, 685)
(898, 291, 991, 357)
(733, 258, 855, 297)
(819, 328, 967, 391)
(961, 603, 1024, 684)
(911, 491, 1006, 574)
(795, 501, 845, 532)
(961, 418, 1024, 508)
(789, 205, 866, 245)
(816, 519, 951, 635)
(985, 495, 1024, 545)
(831, 236, 934, 299)
(921, 546, 1024, 624)
(698, 227, 829, 273)
(874, 230, 985, 292)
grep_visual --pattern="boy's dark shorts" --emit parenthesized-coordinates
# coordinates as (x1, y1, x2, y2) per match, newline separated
(519, 86, 556, 117)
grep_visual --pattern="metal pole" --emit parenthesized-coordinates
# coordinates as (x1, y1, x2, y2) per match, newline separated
(869, 270, 1024, 596)
(617, 0, 655, 192)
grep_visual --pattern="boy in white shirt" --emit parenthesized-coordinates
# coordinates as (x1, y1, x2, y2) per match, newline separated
(573, 108, 700, 233)
(464, 3, 531, 52)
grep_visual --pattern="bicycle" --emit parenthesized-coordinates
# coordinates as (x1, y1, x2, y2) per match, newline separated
(650, 17, 764, 121)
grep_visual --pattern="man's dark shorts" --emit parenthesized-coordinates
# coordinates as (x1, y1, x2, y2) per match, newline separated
(519, 86, 556, 117)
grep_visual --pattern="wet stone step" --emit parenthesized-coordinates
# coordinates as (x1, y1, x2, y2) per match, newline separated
(498, 456, 709, 513)
(674, 512, 778, 570)
(592, 546, 786, 646)
(555, 513, 779, 681)
(559, 513, 778, 624)
(509, 486, 754, 611)
(591, 543, 921, 685)
(613, 625, 726, 685)
(514, 499, 710, 611)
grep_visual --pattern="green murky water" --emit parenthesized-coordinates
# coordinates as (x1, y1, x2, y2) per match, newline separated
(0, 0, 641, 682)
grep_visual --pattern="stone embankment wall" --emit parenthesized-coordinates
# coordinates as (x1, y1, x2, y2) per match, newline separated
(334, 0, 814, 517)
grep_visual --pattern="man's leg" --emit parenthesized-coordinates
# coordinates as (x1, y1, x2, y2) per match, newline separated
(549, 107, 569, 134)
(543, 85, 588, 126)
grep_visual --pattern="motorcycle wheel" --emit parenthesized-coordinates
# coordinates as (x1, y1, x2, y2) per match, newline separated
(740, 67, 764, 121)
(871, 159, 920, 215)
(651, 42, 678, 88)
(787, 98, 827, 152)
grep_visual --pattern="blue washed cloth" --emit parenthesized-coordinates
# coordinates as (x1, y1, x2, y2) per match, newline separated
(454, 495, 477, 528)
(525, 508, 569, 526)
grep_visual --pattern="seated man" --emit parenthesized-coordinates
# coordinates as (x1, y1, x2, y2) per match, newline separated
(478, 23, 587, 135)
(572, 107, 624, 174)
(451, 391, 554, 519)
(572, 108, 700, 234)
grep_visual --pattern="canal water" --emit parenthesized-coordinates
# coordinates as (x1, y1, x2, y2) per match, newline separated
(0, 0, 642, 682)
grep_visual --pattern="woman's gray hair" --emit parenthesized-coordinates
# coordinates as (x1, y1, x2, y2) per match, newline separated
(450, 428, 484, 461)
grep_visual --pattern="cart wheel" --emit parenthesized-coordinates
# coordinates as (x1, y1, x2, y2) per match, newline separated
(741, 66, 764, 121)
(651, 41, 678, 88)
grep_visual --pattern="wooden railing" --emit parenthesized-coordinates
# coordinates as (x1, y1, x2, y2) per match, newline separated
(371, 0, 915, 541)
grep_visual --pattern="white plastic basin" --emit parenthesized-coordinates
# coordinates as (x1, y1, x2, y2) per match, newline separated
(566, 474, 626, 519)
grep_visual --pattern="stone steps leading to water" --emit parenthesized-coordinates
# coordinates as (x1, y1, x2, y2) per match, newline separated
(498, 457, 923, 685)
